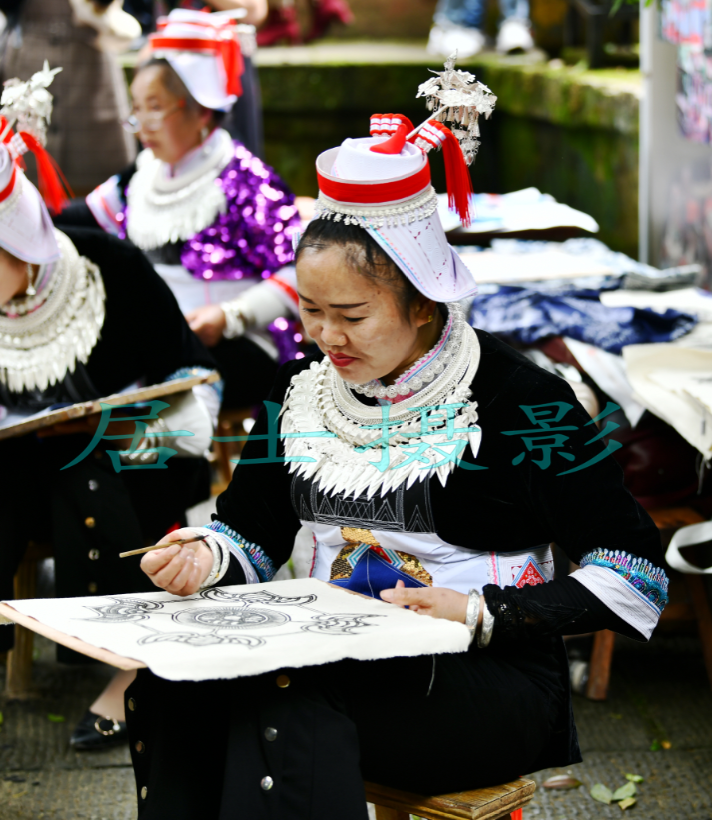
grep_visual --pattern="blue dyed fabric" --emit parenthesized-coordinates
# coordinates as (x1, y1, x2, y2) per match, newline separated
(331, 549, 427, 599)
(469, 286, 697, 354)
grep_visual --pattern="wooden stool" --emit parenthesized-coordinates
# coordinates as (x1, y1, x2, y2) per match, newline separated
(365, 777, 535, 820)
(5, 540, 53, 699)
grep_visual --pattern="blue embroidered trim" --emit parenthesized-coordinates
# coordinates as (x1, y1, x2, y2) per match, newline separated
(207, 520, 275, 582)
(166, 366, 223, 403)
(580, 549, 669, 611)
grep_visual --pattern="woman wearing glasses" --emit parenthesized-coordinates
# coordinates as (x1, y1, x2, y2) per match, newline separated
(60, 9, 303, 408)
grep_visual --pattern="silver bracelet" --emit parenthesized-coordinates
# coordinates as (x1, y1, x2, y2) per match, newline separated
(465, 588, 480, 644)
(477, 600, 495, 648)
(199, 535, 230, 589)
(221, 299, 255, 340)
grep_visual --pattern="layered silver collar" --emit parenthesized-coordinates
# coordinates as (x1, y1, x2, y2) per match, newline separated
(281, 304, 482, 498)
(0, 230, 106, 393)
(126, 128, 234, 250)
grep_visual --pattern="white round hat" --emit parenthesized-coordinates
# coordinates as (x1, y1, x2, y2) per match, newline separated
(314, 116, 477, 303)
(149, 9, 243, 112)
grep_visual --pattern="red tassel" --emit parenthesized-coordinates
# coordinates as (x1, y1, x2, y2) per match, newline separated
(510, 809, 523, 820)
(439, 124, 473, 227)
(17, 131, 73, 214)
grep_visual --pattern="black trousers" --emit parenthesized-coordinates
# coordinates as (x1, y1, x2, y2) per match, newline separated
(126, 644, 564, 820)
(0, 434, 210, 655)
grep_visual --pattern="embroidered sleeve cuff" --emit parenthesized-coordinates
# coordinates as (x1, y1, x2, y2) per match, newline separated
(571, 549, 669, 640)
(206, 520, 276, 583)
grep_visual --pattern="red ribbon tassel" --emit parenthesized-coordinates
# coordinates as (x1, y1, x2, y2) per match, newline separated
(18, 131, 73, 214)
(217, 30, 244, 97)
(438, 124, 473, 227)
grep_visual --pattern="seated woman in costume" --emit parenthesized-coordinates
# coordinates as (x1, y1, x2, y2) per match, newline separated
(0, 79, 221, 751)
(126, 103, 668, 819)
(57, 9, 303, 408)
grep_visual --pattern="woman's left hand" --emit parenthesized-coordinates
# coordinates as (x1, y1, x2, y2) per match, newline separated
(186, 304, 226, 347)
(380, 581, 468, 624)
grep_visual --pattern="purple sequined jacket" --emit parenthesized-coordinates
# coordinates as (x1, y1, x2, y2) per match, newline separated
(180, 142, 300, 281)
(89, 140, 301, 282)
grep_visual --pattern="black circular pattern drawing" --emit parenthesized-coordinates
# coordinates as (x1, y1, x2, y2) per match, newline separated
(173, 606, 289, 630)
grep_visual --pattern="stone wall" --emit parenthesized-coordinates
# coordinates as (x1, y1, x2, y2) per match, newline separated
(257, 45, 641, 255)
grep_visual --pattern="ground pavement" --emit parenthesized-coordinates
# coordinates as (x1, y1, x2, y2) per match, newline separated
(0, 628, 710, 820)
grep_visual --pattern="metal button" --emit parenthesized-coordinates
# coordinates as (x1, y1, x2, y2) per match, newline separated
(140, 786, 148, 799)
(88, 582, 98, 594)
(88, 480, 99, 491)
(135, 740, 145, 754)
(88, 549, 100, 561)
(260, 776, 274, 791)
(276, 674, 290, 689)
(84, 517, 96, 528)
(264, 727, 278, 742)
(128, 698, 136, 712)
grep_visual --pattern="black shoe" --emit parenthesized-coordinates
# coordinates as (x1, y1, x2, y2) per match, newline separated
(69, 709, 128, 751)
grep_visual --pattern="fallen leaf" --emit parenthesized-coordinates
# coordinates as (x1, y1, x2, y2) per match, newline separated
(619, 797, 637, 810)
(661, 740, 672, 750)
(612, 782, 637, 801)
(543, 775, 582, 790)
(610, 713, 623, 719)
(47, 714, 65, 723)
(625, 774, 644, 783)
(590, 783, 614, 804)
(11, 790, 27, 799)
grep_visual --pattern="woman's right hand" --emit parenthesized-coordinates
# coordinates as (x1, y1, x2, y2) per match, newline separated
(140, 529, 214, 596)
(186, 304, 227, 347)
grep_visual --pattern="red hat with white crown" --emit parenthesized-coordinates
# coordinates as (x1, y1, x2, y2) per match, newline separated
(149, 9, 245, 112)
(313, 54, 496, 303)
(0, 62, 71, 264)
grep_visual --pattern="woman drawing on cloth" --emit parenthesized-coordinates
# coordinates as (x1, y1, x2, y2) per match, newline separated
(126, 87, 668, 819)
(57, 9, 303, 409)
(0, 70, 221, 751)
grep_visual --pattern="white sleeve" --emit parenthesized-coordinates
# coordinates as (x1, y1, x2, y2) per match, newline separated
(221, 266, 298, 338)
(157, 390, 213, 458)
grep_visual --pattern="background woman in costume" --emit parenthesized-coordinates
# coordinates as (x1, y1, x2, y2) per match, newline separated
(57, 9, 303, 409)
(0, 69, 221, 752)
(0, 0, 140, 195)
(155, 0, 269, 158)
(121, 92, 668, 818)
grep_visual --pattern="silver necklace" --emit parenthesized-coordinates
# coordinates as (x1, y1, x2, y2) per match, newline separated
(0, 230, 106, 393)
(350, 304, 459, 400)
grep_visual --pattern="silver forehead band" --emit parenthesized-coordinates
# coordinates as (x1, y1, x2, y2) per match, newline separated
(314, 186, 438, 227)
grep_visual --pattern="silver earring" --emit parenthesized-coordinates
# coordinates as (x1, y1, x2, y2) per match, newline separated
(25, 263, 36, 297)
(201, 127, 210, 156)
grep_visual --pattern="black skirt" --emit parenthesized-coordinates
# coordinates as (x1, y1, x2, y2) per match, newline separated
(125, 638, 567, 820)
